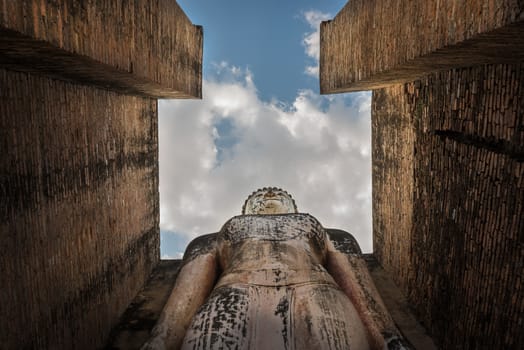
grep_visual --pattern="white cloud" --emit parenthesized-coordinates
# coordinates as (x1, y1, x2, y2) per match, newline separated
(302, 10, 332, 77)
(159, 64, 373, 252)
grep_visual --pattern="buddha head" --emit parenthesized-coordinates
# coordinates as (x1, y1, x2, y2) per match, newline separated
(242, 187, 298, 215)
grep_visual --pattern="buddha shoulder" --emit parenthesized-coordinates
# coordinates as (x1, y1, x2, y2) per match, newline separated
(218, 213, 325, 243)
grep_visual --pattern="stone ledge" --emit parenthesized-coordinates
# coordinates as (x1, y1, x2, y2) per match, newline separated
(364, 255, 437, 350)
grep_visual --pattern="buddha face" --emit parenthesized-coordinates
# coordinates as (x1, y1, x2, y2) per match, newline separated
(242, 187, 297, 215)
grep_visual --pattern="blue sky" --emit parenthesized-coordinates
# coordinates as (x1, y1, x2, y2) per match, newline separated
(178, 0, 347, 102)
(160, 1, 373, 258)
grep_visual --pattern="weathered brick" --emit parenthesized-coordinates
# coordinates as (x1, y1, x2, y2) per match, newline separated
(0, 0, 202, 98)
(0, 69, 159, 349)
(373, 64, 523, 349)
(320, 0, 524, 93)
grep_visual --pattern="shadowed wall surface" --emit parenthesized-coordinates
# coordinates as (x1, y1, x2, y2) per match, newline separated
(372, 64, 523, 349)
(0, 1, 201, 348)
(0, 68, 159, 349)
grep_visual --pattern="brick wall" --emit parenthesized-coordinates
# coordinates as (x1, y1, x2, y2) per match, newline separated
(0, 1, 201, 347)
(372, 64, 523, 349)
(372, 85, 414, 287)
(0, 0, 202, 98)
(320, 0, 524, 93)
(0, 69, 159, 349)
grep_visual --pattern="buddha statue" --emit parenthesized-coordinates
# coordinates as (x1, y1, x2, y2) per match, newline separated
(142, 187, 411, 350)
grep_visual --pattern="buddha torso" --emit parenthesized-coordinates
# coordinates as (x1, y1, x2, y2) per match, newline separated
(215, 213, 338, 288)
(144, 188, 406, 350)
(181, 212, 370, 350)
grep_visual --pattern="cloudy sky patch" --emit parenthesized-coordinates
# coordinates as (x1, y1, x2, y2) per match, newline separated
(302, 10, 332, 77)
(160, 2, 372, 258)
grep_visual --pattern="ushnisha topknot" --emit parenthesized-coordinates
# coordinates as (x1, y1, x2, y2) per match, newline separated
(242, 187, 298, 215)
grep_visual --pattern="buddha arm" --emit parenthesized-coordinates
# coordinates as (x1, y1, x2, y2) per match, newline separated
(142, 234, 218, 350)
(325, 232, 412, 350)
